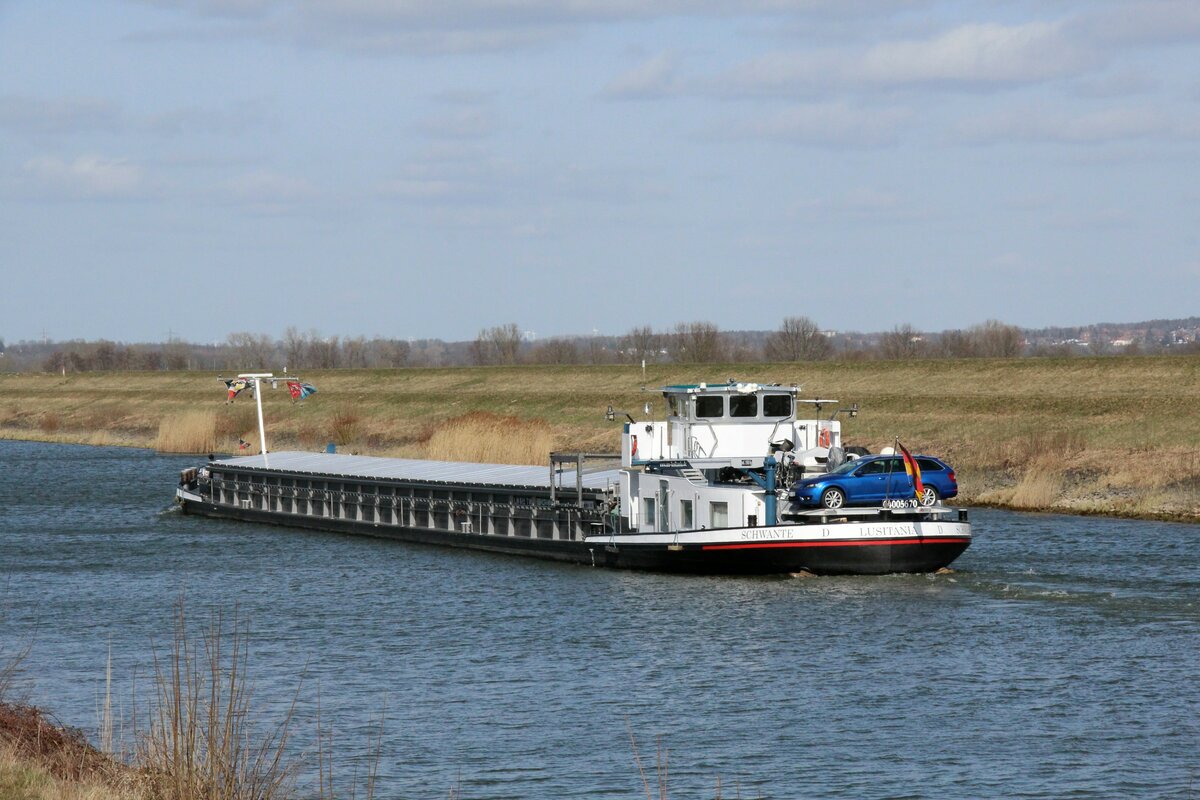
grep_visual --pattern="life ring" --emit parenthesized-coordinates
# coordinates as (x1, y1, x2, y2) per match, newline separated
(818, 427, 831, 448)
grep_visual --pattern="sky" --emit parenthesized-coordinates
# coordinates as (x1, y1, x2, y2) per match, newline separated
(1, 0, 1198, 344)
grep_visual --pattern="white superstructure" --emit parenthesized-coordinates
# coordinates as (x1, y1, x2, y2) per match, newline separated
(616, 382, 854, 533)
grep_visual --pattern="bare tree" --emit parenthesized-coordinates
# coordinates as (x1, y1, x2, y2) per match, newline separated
(343, 335, 368, 368)
(94, 341, 119, 370)
(532, 338, 580, 364)
(138, 350, 164, 370)
(226, 332, 274, 368)
(471, 323, 522, 365)
(672, 321, 725, 363)
(619, 326, 661, 365)
(368, 338, 410, 368)
(765, 316, 831, 361)
(306, 334, 341, 369)
(935, 329, 977, 358)
(585, 337, 611, 365)
(973, 319, 1025, 358)
(282, 326, 307, 369)
(43, 350, 66, 372)
(878, 324, 925, 360)
(164, 338, 191, 370)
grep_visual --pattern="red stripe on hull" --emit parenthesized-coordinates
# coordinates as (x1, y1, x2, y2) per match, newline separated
(702, 537, 971, 551)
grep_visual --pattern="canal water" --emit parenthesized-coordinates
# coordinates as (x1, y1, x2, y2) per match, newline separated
(2, 440, 1198, 798)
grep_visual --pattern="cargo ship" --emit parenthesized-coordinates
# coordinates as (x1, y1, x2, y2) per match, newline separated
(175, 377, 971, 575)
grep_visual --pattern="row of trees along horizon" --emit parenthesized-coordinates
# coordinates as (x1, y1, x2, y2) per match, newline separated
(2, 316, 1198, 373)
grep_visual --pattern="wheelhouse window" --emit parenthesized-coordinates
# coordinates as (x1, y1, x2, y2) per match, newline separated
(667, 396, 680, 417)
(709, 501, 729, 528)
(694, 395, 724, 418)
(729, 395, 758, 418)
(763, 394, 792, 418)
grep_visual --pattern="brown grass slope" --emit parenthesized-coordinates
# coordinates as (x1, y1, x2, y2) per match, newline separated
(0, 703, 139, 800)
(1, 356, 1197, 520)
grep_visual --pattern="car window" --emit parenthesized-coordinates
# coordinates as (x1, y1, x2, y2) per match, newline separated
(861, 458, 903, 475)
(916, 457, 943, 472)
(830, 460, 859, 475)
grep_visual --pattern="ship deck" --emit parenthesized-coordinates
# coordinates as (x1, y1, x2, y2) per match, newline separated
(211, 451, 623, 492)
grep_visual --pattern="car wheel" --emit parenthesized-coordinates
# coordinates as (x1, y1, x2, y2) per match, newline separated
(920, 485, 940, 506)
(820, 487, 846, 509)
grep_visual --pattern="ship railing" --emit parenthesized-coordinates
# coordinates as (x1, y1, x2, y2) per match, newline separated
(549, 452, 620, 509)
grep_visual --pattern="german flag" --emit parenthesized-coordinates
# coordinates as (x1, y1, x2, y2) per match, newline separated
(898, 441, 924, 499)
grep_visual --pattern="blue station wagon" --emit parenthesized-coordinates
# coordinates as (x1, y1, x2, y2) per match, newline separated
(791, 454, 958, 509)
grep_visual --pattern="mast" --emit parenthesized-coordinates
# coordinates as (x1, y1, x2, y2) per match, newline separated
(239, 372, 273, 467)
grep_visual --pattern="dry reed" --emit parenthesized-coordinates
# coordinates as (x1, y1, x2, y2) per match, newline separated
(423, 412, 554, 465)
(138, 601, 298, 800)
(1007, 460, 1065, 509)
(155, 412, 218, 454)
(328, 410, 362, 447)
(84, 405, 129, 431)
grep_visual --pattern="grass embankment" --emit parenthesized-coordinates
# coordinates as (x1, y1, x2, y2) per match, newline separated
(1, 357, 1197, 520)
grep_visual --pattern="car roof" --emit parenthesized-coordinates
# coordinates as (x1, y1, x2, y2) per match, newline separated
(856, 453, 944, 462)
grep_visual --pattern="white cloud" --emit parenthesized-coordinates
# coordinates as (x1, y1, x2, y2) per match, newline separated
(723, 20, 1096, 96)
(720, 102, 912, 147)
(1071, 69, 1159, 99)
(145, 99, 271, 138)
(294, 24, 563, 55)
(0, 95, 121, 135)
(377, 157, 510, 204)
(1073, 0, 1200, 47)
(1048, 208, 1138, 230)
(134, 0, 936, 54)
(22, 155, 144, 197)
(415, 108, 498, 140)
(954, 106, 1179, 144)
(381, 177, 468, 200)
(226, 169, 315, 201)
(137, 0, 276, 19)
(857, 21, 1094, 86)
(603, 53, 682, 100)
(791, 186, 927, 222)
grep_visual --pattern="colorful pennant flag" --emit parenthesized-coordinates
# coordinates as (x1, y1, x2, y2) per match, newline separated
(897, 441, 925, 500)
(286, 380, 318, 402)
(223, 378, 250, 404)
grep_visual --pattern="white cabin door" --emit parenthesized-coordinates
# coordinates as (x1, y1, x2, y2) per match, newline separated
(658, 480, 670, 531)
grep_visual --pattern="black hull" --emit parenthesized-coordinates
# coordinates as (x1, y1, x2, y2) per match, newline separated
(178, 498, 969, 576)
(604, 540, 969, 576)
